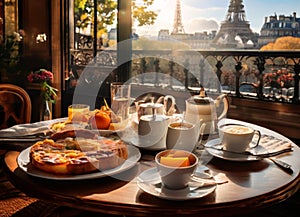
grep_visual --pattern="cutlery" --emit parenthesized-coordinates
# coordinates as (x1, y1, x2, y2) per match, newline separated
(268, 158, 293, 174)
(150, 179, 218, 193)
(0, 137, 42, 142)
(0, 132, 51, 142)
(190, 175, 228, 185)
(204, 144, 293, 174)
(204, 143, 293, 158)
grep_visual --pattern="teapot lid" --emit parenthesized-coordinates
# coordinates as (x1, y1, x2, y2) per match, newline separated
(140, 102, 163, 109)
(187, 88, 212, 104)
(140, 114, 167, 122)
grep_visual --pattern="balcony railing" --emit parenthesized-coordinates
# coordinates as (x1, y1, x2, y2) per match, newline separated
(69, 49, 300, 104)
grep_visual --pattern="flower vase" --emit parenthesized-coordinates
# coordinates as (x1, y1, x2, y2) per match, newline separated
(41, 100, 52, 121)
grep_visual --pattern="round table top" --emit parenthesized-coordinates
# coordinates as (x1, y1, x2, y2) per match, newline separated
(3, 119, 300, 217)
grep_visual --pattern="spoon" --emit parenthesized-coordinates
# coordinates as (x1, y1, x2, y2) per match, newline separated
(191, 172, 228, 185)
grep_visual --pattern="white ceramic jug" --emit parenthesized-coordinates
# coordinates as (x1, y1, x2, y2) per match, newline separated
(135, 95, 176, 121)
(156, 95, 177, 116)
(136, 102, 164, 121)
(138, 114, 169, 150)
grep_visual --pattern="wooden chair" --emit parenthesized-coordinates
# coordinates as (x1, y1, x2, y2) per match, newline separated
(0, 84, 92, 216)
(0, 84, 33, 216)
(0, 84, 32, 129)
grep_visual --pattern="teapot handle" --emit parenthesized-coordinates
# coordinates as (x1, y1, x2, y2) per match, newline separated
(215, 94, 229, 120)
(195, 121, 206, 146)
(156, 96, 165, 104)
(164, 95, 176, 116)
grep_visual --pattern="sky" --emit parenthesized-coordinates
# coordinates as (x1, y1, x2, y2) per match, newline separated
(134, 0, 300, 36)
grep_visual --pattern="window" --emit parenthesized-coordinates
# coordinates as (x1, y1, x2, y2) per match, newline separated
(67, 0, 132, 85)
(0, 0, 18, 37)
(64, 0, 132, 113)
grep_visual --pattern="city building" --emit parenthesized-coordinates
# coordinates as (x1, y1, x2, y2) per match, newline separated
(157, 0, 216, 49)
(258, 12, 300, 47)
(158, 0, 258, 49)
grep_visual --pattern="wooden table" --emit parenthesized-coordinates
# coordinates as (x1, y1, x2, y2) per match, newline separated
(3, 119, 300, 217)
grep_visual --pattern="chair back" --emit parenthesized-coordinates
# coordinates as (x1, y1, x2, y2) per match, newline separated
(0, 84, 32, 129)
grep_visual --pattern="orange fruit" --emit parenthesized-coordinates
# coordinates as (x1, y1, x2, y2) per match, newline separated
(90, 111, 111, 129)
(160, 156, 190, 167)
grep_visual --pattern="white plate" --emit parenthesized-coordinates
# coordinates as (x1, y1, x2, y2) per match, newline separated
(120, 127, 166, 151)
(129, 138, 166, 151)
(137, 167, 216, 201)
(50, 120, 126, 137)
(92, 129, 125, 136)
(17, 145, 141, 180)
(205, 138, 261, 161)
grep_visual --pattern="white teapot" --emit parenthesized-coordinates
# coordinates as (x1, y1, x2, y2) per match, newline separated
(135, 95, 176, 121)
(185, 88, 229, 135)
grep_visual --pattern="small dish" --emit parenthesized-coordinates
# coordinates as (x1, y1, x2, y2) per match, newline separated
(137, 167, 216, 201)
(205, 138, 261, 161)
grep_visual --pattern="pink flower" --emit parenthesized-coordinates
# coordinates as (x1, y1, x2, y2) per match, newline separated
(27, 69, 58, 104)
(27, 69, 54, 84)
(263, 68, 295, 88)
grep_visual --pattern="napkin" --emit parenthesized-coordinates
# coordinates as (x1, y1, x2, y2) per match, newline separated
(249, 134, 293, 156)
(0, 118, 67, 138)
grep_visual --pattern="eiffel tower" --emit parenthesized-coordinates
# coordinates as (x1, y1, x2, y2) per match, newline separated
(212, 0, 257, 48)
(171, 0, 185, 34)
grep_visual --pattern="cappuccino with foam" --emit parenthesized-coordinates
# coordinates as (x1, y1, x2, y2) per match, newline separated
(219, 124, 261, 153)
(223, 125, 254, 135)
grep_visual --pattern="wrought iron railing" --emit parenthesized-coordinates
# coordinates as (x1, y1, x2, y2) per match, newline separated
(69, 49, 300, 104)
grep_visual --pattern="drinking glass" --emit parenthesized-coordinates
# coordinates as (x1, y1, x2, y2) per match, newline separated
(110, 82, 131, 121)
(68, 104, 90, 121)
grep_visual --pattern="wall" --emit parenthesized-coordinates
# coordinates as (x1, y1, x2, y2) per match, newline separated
(20, 0, 51, 71)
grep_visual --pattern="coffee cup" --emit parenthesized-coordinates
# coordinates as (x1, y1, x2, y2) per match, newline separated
(166, 121, 200, 152)
(155, 149, 198, 189)
(218, 124, 261, 153)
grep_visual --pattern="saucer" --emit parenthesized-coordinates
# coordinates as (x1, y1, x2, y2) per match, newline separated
(123, 135, 166, 151)
(137, 167, 216, 201)
(205, 138, 261, 161)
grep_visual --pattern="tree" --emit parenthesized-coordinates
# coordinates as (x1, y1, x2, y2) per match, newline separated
(260, 36, 300, 50)
(132, 0, 157, 26)
(74, 0, 157, 35)
(74, 0, 117, 35)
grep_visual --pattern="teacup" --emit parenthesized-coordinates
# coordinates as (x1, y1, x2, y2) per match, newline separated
(155, 149, 198, 189)
(218, 124, 261, 153)
(166, 121, 200, 152)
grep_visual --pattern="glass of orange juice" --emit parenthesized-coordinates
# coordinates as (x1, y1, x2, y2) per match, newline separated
(68, 104, 90, 121)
